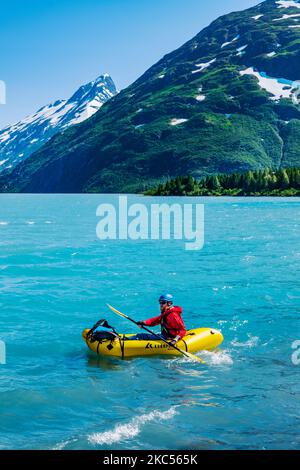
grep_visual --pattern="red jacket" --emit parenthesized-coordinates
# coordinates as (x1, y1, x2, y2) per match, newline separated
(144, 306, 186, 340)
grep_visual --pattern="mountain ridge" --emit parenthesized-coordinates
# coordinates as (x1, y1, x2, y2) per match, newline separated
(0, 74, 117, 174)
(2, 0, 300, 193)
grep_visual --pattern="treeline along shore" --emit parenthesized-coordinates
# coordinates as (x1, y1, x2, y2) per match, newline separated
(146, 168, 300, 197)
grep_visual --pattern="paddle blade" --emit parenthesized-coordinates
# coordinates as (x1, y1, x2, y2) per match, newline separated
(182, 350, 205, 364)
(106, 303, 128, 319)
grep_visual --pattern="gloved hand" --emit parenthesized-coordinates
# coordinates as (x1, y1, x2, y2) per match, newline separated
(137, 321, 145, 328)
(169, 335, 180, 346)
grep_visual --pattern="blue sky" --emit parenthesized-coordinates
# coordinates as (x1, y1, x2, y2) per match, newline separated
(0, 0, 259, 128)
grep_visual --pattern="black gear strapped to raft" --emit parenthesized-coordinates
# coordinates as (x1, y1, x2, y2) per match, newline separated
(86, 319, 127, 359)
(86, 319, 120, 342)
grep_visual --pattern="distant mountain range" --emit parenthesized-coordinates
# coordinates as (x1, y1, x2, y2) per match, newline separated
(0, 74, 117, 174)
(1, 0, 300, 193)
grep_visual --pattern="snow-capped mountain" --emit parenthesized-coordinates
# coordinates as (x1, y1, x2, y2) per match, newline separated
(0, 74, 117, 173)
(2, 0, 300, 193)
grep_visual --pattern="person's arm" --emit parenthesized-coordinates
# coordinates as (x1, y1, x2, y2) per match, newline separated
(137, 314, 162, 328)
(169, 313, 186, 343)
(176, 326, 186, 340)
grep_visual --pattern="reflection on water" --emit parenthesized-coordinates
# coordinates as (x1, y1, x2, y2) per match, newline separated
(86, 354, 122, 371)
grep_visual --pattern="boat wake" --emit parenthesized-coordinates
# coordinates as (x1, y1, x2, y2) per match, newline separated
(88, 407, 177, 446)
(200, 350, 233, 365)
(230, 334, 259, 348)
(168, 349, 233, 366)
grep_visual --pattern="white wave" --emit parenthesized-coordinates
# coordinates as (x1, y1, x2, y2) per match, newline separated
(201, 350, 233, 365)
(26, 221, 35, 225)
(0, 221, 9, 225)
(231, 335, 259, 348)
(53, 440, 71, 450)
(169, 348, 232, 366)
(88, 407, 177, 446)
(242, 255, 256, 262)
(52, 438, 78, 450)
(229, 319, 249, 331)
(169, 366, 206, 377)
(168, 354, 205, 365)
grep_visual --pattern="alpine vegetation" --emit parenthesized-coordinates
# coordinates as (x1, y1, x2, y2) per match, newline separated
(2, 0, 300, 193)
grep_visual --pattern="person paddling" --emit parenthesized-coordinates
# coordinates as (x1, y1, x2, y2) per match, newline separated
(137, 294, 186, 345)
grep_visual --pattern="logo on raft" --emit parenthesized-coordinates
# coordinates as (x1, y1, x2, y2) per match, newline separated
(145, 342, 170, 349)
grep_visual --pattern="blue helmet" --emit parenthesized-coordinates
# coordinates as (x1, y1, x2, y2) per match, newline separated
(159, 293, 173, 303)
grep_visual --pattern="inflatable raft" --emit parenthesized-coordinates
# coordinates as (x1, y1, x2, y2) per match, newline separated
(82, 327, 223, 359)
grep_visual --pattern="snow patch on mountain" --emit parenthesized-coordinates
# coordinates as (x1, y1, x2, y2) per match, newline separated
(0, 132, 10, 144)
(196, 86, 206, 101)
(170, 118, 188, 126)
(237, 45, 248, 52)
(192, 58, 216, 73)
(276, 1, 300, 9)
(252, 14, 264, 20)
(236, 45, 248, 56)
(240, 67, 300, 103)
(221, 35, 240, 48)
(0, 74, 117, 174)
(273, 12, 300, 20)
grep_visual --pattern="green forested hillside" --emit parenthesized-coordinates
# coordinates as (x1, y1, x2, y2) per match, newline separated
(2, 0, 300, 193)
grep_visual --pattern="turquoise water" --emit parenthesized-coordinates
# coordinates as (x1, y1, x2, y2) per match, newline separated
(0, 195, 299, 450)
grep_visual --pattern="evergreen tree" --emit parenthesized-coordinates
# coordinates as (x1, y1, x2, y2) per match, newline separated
(186, 175, 195, 193)
(165, 180, 171, 195)
(232, 173, 241, 189)
(206, 175, 221, 190)
(242, 171, 255, 193)
(156, 183, 164, 195)
(269, 172, 277, 190)
(148, 167, 299, 196)
(278, 169, 290, 189)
